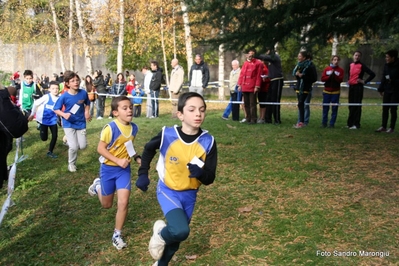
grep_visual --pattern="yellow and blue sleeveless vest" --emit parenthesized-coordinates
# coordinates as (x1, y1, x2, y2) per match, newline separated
(156, 126, 214, 191)
(99, 121, 138, 166)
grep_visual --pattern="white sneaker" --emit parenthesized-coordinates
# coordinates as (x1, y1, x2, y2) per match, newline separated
(239, 118, 246, 123)
(68, 164, 77, 172)
(88, 178, 100, 196)
(96, 117, 103, 120)
(108, 116, 112, 119)
(112, 235, 127, 250)
(149, 220, 166, 260)
(349, 125, 357, 130)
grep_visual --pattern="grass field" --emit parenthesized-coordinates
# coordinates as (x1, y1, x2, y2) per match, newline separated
(1, 96, 398, 266)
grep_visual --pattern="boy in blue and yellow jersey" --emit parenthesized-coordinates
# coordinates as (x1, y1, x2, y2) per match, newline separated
(136, 92, 218, 266)
(88, 95, 141, 250)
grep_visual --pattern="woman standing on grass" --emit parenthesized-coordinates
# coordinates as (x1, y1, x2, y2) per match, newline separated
(376, 49, 399, 133)
(293, 51, 317, 128)
(108, 73, 127, 118)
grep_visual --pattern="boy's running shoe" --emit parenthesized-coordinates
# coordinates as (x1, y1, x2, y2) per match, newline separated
(112, 235, 127, 250)
(68, 164, 77, 172)
(149, 220, 166, 260)
(46, 151, 58, 158)
(88, 178, 100, 196)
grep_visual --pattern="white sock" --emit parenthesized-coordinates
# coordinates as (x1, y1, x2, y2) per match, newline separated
(113, 229, 121, 238)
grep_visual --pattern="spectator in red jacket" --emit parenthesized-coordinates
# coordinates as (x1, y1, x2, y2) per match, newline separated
(237, 48, 263, 124)
(321, 55, 344, 128)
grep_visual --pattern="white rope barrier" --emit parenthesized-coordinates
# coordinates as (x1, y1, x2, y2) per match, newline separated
(95, 93, 398, 107)
(0, 138, 28, 226)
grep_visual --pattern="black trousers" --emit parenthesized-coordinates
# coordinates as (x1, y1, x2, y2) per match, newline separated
(381, 91, 399, 129)
(347, 84, 364, 128)
(40, 124, 58, 153)
(265, 78, 283, 124)
(0, 131, 13, 188)
(231, 92, 240, 121)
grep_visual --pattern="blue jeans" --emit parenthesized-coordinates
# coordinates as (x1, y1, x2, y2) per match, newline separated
(222, 91, 241, 121)
(322, 93, 340, 126)
(297, 91, 312, 124)
(151, 90, 160, 117)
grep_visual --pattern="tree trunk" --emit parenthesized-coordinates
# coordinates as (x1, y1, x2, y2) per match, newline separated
(117, 0, 124, 74)
(218, 44, 224, 100)
(69, 0, 74, 71)
(180, 1, 193, 78)
(332, 33, 338, 56)
(172, 4, 176, 59)
(49, 0, 66, 72)
(75, 0, 93, 75)
(160, 6, 169, 88)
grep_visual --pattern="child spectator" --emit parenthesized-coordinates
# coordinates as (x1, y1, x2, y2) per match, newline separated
(321, 55, 345, 128)
(53, 71, 91, 172)
(28, 81, 60, 158)
(133, 86, 144, 117)
(87, 96, 141, 250)
(126, 74, 136, 96)
(136, 92, 218, 265)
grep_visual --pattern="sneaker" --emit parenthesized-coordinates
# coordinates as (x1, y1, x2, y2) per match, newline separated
(239, 118, 247, 123)
(293, 122, 305, 128)
(375, 127, 386, 132)
(320, 124, 327, 128)
(150, 116, 155, 119)
(328, 124, 335, 128)
(386, 128, 394, 133)
(96, 117, 103, 120)
(112, 235, 127, 250)
(68, 164, 77, 172)
(221, 116, 228, 120)
(152, 262, 158, 266)
(46, 151, 58, 158)
(349, 125, 357, 130)
(149, 220, 166, 260)
(257, 119, 265, 124)
(108, 116, 113, 119)
(88, 178, 100, 196)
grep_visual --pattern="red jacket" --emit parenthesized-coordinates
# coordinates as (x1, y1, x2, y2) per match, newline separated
(238, 58, 263, 92)
(260, 64, 270, 92)
(126, 79, 136, 95)
(321, 65, 344, 94)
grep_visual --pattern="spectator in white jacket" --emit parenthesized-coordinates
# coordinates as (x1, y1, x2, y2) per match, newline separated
(142, 66, 153, 118)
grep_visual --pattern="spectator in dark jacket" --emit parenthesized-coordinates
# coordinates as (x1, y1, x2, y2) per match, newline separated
(93, 70, 106, 119)
(293, 51, 317, 128)
(149, 61, 163, 118)
(376, 49, 399, 133)
(108, 73, 127, 118)
(189, 54, 210, 96)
